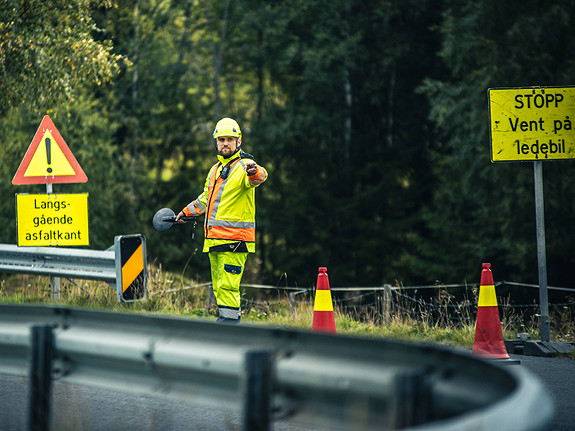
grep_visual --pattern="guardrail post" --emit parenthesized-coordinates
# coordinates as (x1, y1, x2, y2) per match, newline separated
(289, 292, 296, 317)
(242, 350, 273, 431)
(27, 324, 54, 431)
(207, 284, 216, 309)
(50, 276, 61, 301)
(394, 370, 430, 428)
(382, 284, 392, 325)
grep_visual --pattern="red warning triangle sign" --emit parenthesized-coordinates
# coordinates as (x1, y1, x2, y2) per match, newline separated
(12, 115, 88, 185)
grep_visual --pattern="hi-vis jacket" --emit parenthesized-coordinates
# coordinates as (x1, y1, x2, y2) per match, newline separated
(182, 150, 268, 253)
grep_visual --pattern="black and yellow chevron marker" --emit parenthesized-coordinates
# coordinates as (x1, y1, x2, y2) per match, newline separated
(115, 235, 147, 302)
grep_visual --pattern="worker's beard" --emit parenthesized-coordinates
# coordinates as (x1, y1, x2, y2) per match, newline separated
(218, 146, 238, 158)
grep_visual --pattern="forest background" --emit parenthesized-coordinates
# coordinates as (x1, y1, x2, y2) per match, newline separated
(1, 0, 575, 291)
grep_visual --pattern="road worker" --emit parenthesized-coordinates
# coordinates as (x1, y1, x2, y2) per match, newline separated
(175, 118, 268, 324)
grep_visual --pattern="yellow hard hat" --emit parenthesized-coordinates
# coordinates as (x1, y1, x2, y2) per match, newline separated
(213, 118, 242, 140)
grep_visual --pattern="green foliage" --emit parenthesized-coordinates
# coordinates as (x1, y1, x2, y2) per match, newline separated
(0, 0, 121, 114)
(416, 0, 575, 286)
(244, 0, 444, 286)
(1, 0, 575, 292)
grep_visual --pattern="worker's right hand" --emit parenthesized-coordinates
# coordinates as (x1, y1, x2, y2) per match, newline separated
(175, 211, 187, 223)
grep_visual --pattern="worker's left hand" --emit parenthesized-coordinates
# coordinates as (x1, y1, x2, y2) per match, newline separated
(245, 162, 258, 176)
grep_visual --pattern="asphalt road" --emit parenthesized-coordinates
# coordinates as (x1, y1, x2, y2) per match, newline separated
(509, 353, 575, 431)
(0, 352, 572, 430)
(0, 373, 320, 431)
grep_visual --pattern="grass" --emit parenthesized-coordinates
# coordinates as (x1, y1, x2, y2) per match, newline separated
(1, 265, 574, 357)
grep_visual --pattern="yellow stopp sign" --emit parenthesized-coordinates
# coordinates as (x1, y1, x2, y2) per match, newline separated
(16, 193, 89, 246)
(489, 86, 575, 162)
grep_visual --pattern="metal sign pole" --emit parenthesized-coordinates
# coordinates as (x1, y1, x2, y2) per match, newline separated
(46, 182, 61, 301)
(533, 161, 550, 342)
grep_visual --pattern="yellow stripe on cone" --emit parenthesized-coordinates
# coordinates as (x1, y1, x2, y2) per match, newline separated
(477, 284, 498, 307)
(314, 290, 334, 311)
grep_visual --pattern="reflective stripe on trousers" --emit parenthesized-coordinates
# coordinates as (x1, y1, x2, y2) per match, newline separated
(209, 251, 248, 319)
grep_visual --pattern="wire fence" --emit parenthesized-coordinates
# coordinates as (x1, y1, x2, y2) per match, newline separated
(150, 280, 575, 334)
(252, 282, 575, 330)
(155, 281, 575, 324)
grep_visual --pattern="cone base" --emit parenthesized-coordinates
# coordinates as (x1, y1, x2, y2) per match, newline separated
(472, 349, 510, 359)
(472, 306, 509, 359)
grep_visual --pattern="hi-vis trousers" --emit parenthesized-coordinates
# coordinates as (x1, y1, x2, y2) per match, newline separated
(209, 252, 248, 322)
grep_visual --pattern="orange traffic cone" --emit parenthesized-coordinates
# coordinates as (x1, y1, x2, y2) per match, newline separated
(472, 263, 510, 359)
(312, 267, 336, 334)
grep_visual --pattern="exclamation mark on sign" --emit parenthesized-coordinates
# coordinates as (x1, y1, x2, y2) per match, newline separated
(45, 137, 52, 174)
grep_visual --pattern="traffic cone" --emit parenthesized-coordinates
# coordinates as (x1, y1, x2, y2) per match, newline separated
(472, 263, 510, 359)
(312, 267, 336, 334)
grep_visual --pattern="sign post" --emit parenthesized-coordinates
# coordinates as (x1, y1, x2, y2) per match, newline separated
(489, 86, 575, 342)
(533, 161, 550, 341)
(12, 115, 89, 301)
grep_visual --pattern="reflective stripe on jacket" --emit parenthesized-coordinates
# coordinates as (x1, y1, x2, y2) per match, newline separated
(182, 151, 267, 252)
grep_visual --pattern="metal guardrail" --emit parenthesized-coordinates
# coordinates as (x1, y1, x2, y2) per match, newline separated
(0, 235, 146, 302)
(0, 304, 553, 431)
(0, 244, 116, 281)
